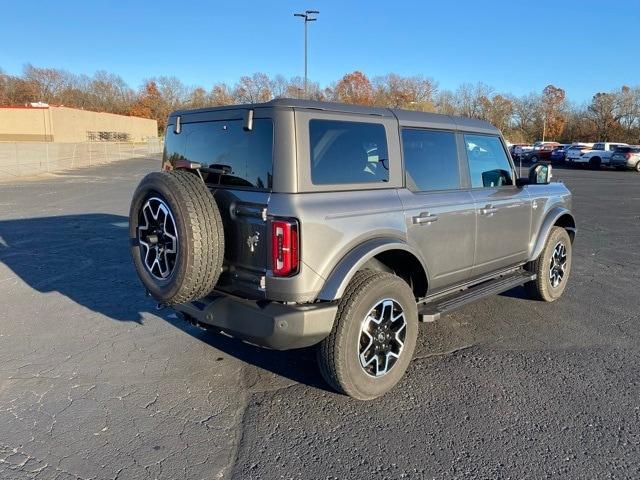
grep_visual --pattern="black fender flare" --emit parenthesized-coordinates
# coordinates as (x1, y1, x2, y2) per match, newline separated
(529, 207, 576, 261)
(316, 238, 429, 301)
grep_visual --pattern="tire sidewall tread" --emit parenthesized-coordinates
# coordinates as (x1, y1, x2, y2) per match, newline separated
(525, 226, 572, 302)
(317, 270, 418, 400)
(129, 170, 225, 305)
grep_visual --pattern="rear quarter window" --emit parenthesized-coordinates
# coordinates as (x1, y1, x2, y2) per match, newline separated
(309, 120, 389, 185)
(402, 129, 460, 192)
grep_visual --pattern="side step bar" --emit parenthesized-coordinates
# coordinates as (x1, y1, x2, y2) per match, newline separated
(418, 270, 536, 322)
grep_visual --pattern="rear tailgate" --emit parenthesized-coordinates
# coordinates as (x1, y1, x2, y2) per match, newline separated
(214, 189, 269, 298)
(164, 110, 275, 300)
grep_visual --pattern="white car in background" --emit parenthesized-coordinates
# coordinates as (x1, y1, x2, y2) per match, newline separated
(564, 143, 593, 163)
(570, 142, 627, 168)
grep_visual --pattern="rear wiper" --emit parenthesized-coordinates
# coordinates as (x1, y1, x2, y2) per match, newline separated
(201, 164, 233, 175)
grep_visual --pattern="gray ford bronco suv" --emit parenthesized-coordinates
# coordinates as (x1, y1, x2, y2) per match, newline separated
(129, 99, 576, 400)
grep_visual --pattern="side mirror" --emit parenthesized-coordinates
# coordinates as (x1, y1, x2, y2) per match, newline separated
(517, 164, 552, 186)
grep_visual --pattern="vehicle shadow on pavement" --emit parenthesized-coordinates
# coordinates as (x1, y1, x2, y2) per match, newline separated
(0, 213, 153, 323)
(0, 212, 330, 389)
(164, 315, 332, 392)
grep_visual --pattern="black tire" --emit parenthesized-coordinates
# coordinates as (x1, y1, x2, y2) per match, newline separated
(316, 270, 418, 400)
(589, 157, 601, 170)
(525, 226, 572, 302)
(129, 170, 224, 305)
(635, 161, 640, 173)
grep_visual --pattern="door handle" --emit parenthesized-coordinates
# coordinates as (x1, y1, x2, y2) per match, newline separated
(412, 213, 439, 225)
(479, 204, 498, 216)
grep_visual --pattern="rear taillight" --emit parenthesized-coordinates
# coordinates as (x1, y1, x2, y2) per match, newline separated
(625, 153, 632, 160)
(271, 219, 299, 277)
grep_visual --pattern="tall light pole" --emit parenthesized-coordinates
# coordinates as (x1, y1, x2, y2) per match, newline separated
(294, 9, 319, 98)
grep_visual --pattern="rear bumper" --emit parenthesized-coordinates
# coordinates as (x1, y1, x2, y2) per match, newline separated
(173, 292, 338, 350)
(610, 158, 635, 168)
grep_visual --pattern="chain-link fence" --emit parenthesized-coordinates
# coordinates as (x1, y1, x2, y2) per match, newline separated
(0, 139, 163, 179)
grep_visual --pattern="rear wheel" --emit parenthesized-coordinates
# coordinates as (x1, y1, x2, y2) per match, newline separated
(129, 170, 225, 305)
(589, 157, 601, 169)
(525, 226, 572, 302)
(635, 161, 640, 173)
(317, 270, 418, 400)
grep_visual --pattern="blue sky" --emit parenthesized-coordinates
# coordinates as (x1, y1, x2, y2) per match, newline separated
(1, 0, 638, 103)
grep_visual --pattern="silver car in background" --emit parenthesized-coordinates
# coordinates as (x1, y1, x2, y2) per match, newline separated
(610, 146, 640, 172)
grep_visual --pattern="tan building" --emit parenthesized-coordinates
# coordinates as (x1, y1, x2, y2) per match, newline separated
(0, 106, 158, 142)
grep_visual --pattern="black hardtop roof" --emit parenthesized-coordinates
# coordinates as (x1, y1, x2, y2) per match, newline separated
(170, 98, 500, 134)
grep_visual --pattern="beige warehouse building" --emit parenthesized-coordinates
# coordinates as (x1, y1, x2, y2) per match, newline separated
(0, 106, 158, 142)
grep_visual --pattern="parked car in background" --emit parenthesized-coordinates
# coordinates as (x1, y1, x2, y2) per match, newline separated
(522, 142, 561, 163)
(550, 144, 570, 163)
(610, 146, 640, 172)
(565, 143, 594, 163)
(571, 142, 628, 168)
(509, 143, 533, 161)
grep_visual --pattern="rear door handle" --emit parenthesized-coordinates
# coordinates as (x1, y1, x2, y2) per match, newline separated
(479, 204, 498, 216)
(412, 213, 439, 225)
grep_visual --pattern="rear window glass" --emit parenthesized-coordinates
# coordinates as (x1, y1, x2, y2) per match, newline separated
(402, 129, 460, 192)
(309, 120, 389, 185)
(165, 119, 273, 190)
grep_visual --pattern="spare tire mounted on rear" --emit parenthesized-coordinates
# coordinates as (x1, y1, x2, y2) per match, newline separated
(129, 170, 225, 305)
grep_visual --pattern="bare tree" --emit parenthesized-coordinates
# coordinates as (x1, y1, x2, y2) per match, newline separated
(3, 64, 639, 143)
(587, 92, 622, 141)
(435, 90, 457, 116)
(233, 73, 273, 103)
(209, 83, 234, 106)
(453, 82, 494, 118)
(373, 74, 437, 110)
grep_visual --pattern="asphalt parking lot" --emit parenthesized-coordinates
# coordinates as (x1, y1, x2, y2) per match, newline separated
(0, 159, 639, 479)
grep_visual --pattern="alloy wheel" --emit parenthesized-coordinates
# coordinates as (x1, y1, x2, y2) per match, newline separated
(549, 241, 567, 288)
(138, 196, 178, 280)
(358, 299, 407, 377)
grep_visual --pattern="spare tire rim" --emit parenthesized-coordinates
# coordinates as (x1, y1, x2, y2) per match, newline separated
(549, 241, 567, 288)
(138, 196, 178, 281)
(358, 298, 407, 377)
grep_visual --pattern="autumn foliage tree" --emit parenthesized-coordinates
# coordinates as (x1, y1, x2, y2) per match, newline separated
(1, 64, 640, 141)
(129, 81, 166, 130)
(332, 71, 374, 105)
(541, 85, 567, 140)
(373, 74, 437, 111)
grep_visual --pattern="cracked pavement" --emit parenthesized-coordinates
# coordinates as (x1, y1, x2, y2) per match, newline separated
(1, 159, 639, 479)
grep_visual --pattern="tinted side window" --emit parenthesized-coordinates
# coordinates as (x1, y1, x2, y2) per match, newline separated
(402, 129, 460, 192)
(181, 119, 273, 189)
(464, 134, 514, 188)
(309, 120, 389, 185)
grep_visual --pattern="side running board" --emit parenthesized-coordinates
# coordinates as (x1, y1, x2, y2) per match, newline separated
(418, 270, 536, 322)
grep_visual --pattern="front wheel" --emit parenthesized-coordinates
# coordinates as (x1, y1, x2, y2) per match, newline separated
(589, 157, 601, 169)
(525, 226, 572, 302)
(317, 270, 418, 400)
(635, 161, 640, 173)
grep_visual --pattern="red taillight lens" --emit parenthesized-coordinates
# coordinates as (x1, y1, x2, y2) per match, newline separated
(271, 219, 299, 277)
(625, 153, 632, 159)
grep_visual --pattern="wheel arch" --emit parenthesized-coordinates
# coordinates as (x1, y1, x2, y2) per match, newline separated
(316, 238, 429, 301)
(529, 208, 576, 261)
